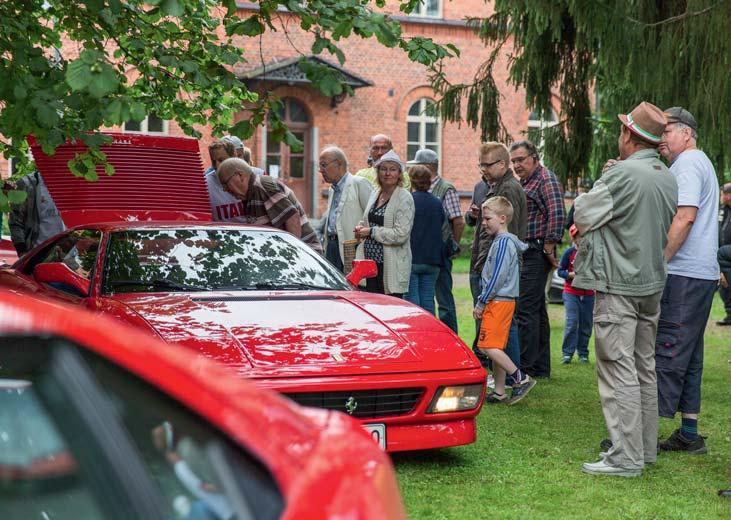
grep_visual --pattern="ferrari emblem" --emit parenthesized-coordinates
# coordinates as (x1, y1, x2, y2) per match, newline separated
(345, 396, 358, 415)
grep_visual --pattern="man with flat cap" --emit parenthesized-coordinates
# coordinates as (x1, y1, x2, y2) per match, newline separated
(573, 101, 677, 477)
(654, 107, 719, 455)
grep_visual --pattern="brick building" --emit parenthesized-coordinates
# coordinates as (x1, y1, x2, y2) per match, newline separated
(3, 1, 560, 217)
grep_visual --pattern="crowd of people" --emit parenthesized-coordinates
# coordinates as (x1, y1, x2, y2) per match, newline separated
(4, 101, 728, 488)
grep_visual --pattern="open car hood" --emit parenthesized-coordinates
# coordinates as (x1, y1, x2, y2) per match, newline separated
(110, 290, 477, 378)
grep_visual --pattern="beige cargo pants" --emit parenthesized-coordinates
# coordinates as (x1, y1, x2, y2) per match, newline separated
(593, 290, 663, 469)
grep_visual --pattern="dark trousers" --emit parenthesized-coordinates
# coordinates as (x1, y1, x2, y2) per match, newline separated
(325, 235, 344, 272)
(435, 256, 458, 333)
(656, 274, 716, 417)
(517, 247, 552, 378)
(720, 285, 731, 318)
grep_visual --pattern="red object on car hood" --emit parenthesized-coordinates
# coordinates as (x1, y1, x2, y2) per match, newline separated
(28, 134, 211, 227)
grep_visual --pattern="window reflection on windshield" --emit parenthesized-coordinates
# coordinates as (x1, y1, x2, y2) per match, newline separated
(103, 229, 349, 294)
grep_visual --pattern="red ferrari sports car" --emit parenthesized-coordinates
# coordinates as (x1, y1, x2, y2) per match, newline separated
(0, 134, 486, 453)
(0, 290, 406, 519)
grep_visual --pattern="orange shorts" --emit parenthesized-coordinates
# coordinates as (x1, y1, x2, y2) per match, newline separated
(476, 300, 516, 350)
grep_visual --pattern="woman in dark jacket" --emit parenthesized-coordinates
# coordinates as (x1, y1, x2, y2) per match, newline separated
(405, 165, 444, 314)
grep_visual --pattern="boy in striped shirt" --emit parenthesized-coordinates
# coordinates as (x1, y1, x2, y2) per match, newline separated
(473, 196, 536, 404)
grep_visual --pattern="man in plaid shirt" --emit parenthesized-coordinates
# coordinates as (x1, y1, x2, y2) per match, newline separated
(509, 140, 565, 378)
(217, 158, 323, 254)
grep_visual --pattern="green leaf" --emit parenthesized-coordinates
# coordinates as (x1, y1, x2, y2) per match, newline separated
(129, 102, 146, 122)
(230, 119, 253, 139)
(7, 190, 28, 204)
(36, 105, 60, 128)
(13, 85, 26, 100)
(104, 99, 125, 124)
(87, 63, 119, 98)
(228, 17, 265, 37)
(160, 0, 184, 17)
(79, 49, 99, 65)
(66, 59, 92, 91)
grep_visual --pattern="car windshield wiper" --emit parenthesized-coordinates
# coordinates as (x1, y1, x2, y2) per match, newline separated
(235, 281, 333, 291)
(110, 278, 208, 292)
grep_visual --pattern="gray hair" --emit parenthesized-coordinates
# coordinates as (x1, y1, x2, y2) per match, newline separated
(217, 157, 254, 183)
(674, 122, 698, 140)
(321, 145, 348, 169)
(510, 140, 540, 161)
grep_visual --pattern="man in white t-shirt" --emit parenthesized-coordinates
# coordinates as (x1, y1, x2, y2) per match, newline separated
(655, 107, 719, 455)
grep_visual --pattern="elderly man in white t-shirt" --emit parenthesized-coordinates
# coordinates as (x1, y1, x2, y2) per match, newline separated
(655, 107, 719, 455)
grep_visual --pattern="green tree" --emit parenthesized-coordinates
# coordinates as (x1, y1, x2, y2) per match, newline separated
(433, 1, 731, 185)
(0, 0, 455, 207)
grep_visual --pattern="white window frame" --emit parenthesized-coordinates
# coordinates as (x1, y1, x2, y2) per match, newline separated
(528, 108, 558, 150)
(409, 0, 442, 18)
(123, 115, 169, 135)
(406, 98, 441, 170)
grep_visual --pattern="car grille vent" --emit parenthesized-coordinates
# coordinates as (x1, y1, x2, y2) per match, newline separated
(284, 388, 424, 419)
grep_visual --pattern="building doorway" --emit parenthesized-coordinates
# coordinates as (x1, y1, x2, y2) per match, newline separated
(266, 98, 312, 214)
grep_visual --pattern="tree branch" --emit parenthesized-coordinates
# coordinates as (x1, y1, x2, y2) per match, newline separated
(627, 1, 722, 27)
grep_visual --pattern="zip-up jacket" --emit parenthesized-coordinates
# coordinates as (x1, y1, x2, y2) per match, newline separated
(476, 232, 528, 311)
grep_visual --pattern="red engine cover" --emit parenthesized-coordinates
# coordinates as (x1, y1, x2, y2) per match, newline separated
(28, 133, 211, 226)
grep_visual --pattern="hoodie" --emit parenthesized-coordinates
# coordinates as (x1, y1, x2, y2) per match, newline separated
(476, 232, 528, 310)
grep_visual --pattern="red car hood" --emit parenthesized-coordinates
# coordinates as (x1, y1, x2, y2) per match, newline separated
(109, 290, 477, 378)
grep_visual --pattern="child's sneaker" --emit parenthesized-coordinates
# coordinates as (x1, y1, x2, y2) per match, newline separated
(561, 355, 572, 364)
(507, 375, 536, 405)
(579, 356, 589, 364)
(485, 391, 507, 403)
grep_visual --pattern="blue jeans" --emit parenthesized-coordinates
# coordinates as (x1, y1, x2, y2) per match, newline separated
(561, 292, 595, 358)
(435, 257, 458, 333)
(406, 264, 440, 314)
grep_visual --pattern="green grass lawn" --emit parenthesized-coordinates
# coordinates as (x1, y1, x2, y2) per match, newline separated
(393, 284, 731, 519)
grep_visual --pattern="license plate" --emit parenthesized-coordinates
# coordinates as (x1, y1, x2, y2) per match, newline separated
(363, 423, 386, 450)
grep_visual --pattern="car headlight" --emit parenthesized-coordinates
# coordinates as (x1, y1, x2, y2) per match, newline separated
(427, 384, 483, 413)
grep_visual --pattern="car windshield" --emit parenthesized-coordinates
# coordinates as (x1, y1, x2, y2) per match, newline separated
(103, 228, 350, 294)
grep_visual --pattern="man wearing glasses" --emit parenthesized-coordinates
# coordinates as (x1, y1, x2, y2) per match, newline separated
(466, 143, 527, 386)
(319, 146, 373, 271)
(510, 140, 565, 379)
(355, 134, 410, 189)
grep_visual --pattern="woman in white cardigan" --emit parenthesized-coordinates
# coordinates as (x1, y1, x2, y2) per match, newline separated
(354, 150, 415, 296)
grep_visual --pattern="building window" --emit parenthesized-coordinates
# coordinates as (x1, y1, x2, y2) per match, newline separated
(123, 115, 168, 134)
(527, 108, 558, 150)
(265, 98, 312, 214)
(406, 98, 440, 162)
(409, 0, 442, 18)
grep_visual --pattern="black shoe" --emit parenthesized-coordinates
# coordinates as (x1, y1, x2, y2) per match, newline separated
(717, 316, 731, 326)
(719, 490, 731, 497)
(485, 391, 507, 403)
(600, 438, 612, 452)
(659, 429, 707, 454)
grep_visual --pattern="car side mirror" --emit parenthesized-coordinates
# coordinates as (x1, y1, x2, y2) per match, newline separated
(346, 259, 378, 287)
(34, 263, 90, 297)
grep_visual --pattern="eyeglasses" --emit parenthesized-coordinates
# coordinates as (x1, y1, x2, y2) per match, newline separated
(510, 155, 531, 165)
(479, 160, 502, 169)
(318, 158, 339, 169)
(221, 172, 239, 189)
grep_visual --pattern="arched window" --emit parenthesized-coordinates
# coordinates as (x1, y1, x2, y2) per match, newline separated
(406, 98, 440, 162)
(265, 98, 312, 213)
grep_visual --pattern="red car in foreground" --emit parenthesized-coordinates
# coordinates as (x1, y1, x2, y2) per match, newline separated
(0, 134, 486, 452)
(0, 290, 406, 519)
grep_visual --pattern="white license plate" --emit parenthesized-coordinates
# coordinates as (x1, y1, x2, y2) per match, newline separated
(363, 423, 386, 450)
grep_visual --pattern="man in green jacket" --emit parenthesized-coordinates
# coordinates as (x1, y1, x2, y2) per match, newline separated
(573, 101, 677, 477)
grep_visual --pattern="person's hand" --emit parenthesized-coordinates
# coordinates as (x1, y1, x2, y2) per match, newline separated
(543, 244, 559, 269)
(721, 272, 728, 288)
(469, 203, 479, 218)
(602, 158, 618, 173)
(472, 306, 483, 320)
(568, 272, 575, 280)
(354, 226, 371, 239)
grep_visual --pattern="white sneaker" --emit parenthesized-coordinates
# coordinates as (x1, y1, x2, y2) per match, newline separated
(486, 374, 495, 389)
(581, 460, 641, 477)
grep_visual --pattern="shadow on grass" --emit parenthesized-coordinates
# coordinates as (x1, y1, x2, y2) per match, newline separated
(391, 447, 470, 469)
